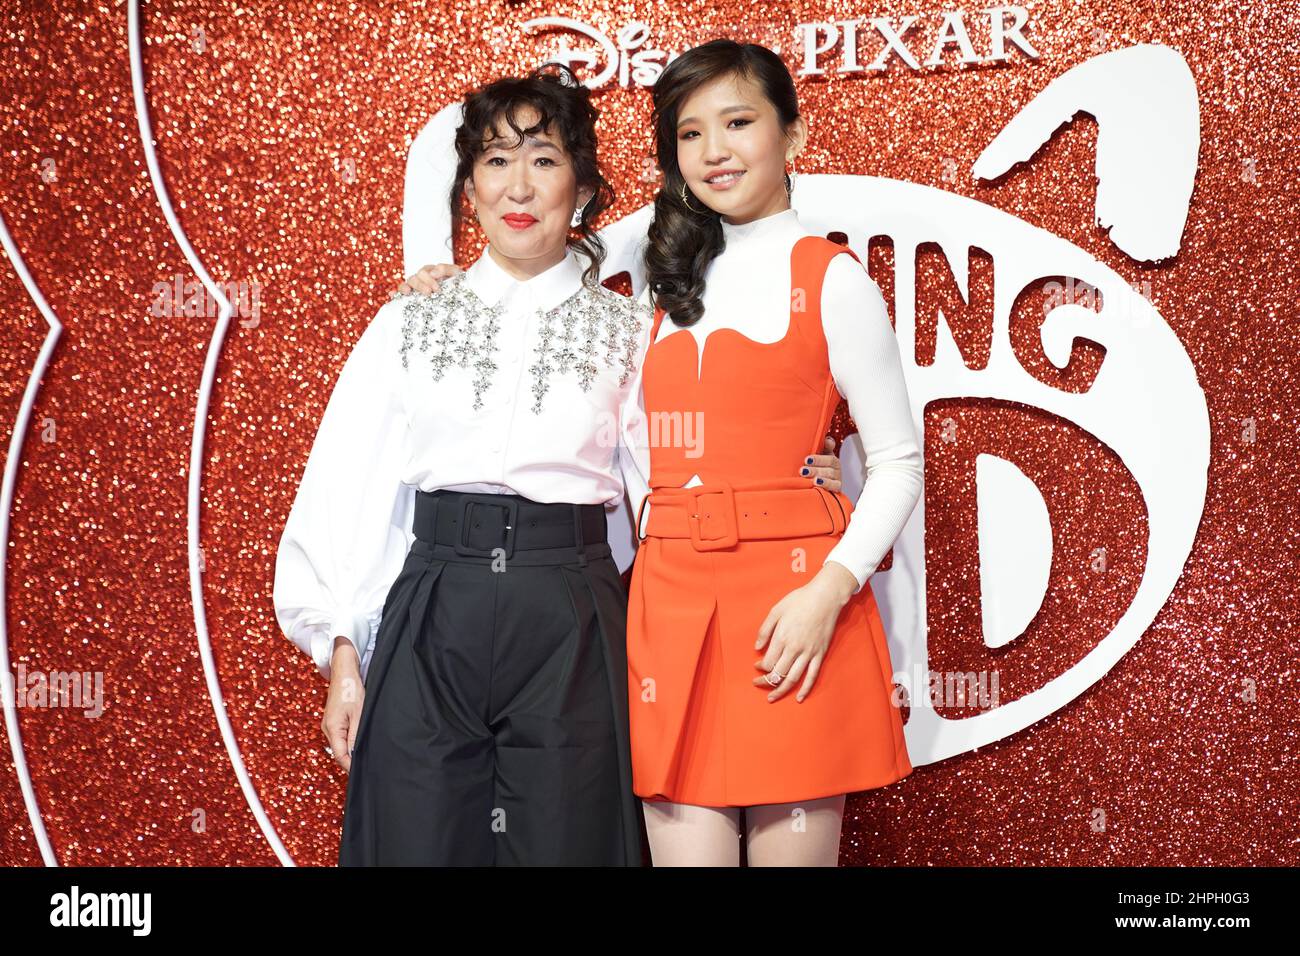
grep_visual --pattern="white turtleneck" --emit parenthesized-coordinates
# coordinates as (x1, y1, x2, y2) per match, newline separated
(618, 206, 923, 591)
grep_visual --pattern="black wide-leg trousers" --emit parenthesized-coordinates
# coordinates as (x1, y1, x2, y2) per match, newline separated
(338, 490, 643, 866)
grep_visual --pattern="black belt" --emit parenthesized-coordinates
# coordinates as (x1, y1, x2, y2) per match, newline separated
(413, 489, 607, 560)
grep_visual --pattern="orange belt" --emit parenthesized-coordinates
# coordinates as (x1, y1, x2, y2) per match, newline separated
(637, 479, 849, 552)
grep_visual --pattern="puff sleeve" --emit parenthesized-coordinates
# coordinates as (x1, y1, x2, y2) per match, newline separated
(273, 298, 417, 681)
(819, 253, 924, 591)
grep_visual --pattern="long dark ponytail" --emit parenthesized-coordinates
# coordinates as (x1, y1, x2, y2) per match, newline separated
(644, 40, 802, 326)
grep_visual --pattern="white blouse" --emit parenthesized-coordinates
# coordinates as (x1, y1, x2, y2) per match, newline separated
(619, 206, 923, 595)
(273, 243, 651, 679)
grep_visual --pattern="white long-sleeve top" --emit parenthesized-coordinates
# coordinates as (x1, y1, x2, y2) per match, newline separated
(619, 205, 923, 593)
(273, 243, 651, 680)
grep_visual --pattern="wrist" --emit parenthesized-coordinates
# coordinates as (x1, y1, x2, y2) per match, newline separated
(815, 561, 859, 608)
(331, 637, 361, 671)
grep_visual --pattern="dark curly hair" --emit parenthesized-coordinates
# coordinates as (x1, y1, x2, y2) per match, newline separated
(644, 40, 802, 326)
(448, 64, 615, 286)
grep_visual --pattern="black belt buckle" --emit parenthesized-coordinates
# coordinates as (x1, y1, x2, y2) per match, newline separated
(454, 498, 518, 560)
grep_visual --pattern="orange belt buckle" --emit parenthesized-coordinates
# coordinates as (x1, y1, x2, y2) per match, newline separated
(687, 485, 739, 551)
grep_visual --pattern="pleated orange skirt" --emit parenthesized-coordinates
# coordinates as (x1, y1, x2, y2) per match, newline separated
(626, 524, 913, 808)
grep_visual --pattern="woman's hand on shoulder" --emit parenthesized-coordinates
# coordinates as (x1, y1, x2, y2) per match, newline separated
(391, 262, 462, 297)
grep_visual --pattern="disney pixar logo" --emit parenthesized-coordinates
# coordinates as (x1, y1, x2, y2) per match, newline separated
(519, 6, 1039, 89)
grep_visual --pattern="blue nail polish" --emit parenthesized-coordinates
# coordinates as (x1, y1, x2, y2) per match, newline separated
(800, 467, 809, 475)
(815, 477, 824, 484)
(805, 457, 813, 464)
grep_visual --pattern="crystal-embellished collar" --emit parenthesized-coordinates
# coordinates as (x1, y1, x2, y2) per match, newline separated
(397, 270, 649, 414)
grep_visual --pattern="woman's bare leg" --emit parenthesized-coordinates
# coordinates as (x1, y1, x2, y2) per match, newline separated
(744, 794, 846, 866)
(643, 800, 742, 866)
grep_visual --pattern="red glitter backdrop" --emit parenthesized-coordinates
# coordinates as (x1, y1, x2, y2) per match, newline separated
(0, 0, 1296, 866)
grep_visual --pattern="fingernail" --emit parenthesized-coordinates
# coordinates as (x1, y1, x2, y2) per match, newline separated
(815, 477, 824, 485)
(805, 457, 813, 464)
(800, 467, 809, 475)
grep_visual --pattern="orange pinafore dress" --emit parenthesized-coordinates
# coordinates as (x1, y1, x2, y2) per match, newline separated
(626, 234, 913, 808)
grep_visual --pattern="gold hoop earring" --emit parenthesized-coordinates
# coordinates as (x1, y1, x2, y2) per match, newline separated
(679, 181, 706, 214)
